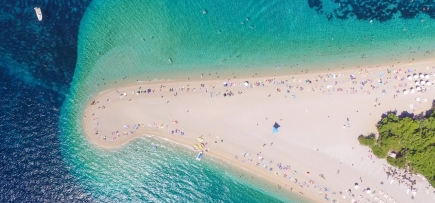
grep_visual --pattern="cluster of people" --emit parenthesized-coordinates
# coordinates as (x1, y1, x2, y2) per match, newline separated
(235, 149, 339, 200)
(171, 129, 185, 135)
(384, 166, 418, 189)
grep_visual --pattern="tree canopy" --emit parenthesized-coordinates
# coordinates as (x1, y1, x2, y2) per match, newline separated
(358, 110, 435, 187)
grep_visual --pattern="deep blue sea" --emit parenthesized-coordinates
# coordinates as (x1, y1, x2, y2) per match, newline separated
(2, 0, 435, 202)
(0, 0, 94, 201)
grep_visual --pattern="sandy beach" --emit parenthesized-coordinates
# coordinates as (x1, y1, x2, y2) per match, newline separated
(82, 60, 435, 203)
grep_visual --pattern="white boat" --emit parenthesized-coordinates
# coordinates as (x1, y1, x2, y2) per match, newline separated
(34, 7, 42, 21)
(196, 151, 203, 161)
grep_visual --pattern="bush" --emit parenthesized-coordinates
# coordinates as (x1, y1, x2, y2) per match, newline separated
(387, 156, 406, 168)
(358, 134, 376, 147)
(372, 145, 388, 158)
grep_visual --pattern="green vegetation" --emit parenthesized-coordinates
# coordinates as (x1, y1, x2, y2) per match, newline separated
(357, 133, 376, 147)
(358, 111, 435, 187)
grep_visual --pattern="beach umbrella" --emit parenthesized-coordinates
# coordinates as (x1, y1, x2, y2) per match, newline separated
(411, 88, 415, 93)
(354, 183, 359, 189)
(420, 74, 424, 79)
(425, 74, 429, 79)
(366, 188, 371, 194)
(417, 86, 421, 91)
(415, 80, 420, 85)
(426, 81, 431, 86)
(407, 75, 412, 80)
(403, 90, 408, 95)
(244, 81, 249, 87)
(272, 122, 280, 134)
(414, 74, 418, 79)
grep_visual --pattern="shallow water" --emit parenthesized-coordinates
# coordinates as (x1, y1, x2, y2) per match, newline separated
(73, 0, 435, 89)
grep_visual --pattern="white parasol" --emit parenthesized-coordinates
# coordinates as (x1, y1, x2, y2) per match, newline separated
(407, 75, 412, 80)
(425, 74, 429, 79)
(415, 80, 420, 85)
(419, 74, 424, 79)
(414, 74, 418, 79)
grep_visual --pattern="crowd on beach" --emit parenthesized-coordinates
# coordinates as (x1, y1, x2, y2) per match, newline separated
(86, 65, 435, 202)
(383, 166, 424, 199)
(237, 148, 338, 201)
(234, 147, 413, 203)
(90, 67, 435, 111)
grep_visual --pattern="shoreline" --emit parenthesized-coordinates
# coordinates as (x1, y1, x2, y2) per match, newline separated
(149, 133, 317, 202)
(77, 51, 435, 102)
(82, 116, 318, 201)
(82, 59, 435, 202)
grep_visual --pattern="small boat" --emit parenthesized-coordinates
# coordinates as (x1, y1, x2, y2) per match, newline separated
(34, 7, 42, 21)
(196, 151, 203, 161)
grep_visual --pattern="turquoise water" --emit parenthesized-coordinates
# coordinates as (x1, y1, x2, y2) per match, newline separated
(74, 0, 435, 85)
(60, 0, 435, 202)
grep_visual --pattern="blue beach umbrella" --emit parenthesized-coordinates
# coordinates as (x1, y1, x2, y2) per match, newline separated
(272, 122, 280, 134)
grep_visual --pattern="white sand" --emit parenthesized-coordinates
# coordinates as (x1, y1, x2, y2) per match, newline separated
(83, 60, 435, 202)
